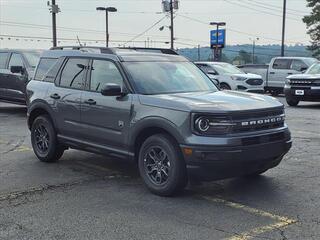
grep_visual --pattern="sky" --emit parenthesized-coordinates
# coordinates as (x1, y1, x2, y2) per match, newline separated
(0, 0, 313, 50)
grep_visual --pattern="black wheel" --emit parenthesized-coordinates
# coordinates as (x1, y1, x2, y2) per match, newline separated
(138, 134, 187, 196)
(31, 115, 64, 163)
(286, 97, 299, 106)
(220, 83, 231, 90)
(270, 90, 279, 96)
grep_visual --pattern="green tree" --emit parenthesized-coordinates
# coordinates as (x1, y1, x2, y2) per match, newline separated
(303, 0, 320, 58)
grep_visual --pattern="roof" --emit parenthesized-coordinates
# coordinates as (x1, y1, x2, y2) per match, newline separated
(44, 46, 188, 62)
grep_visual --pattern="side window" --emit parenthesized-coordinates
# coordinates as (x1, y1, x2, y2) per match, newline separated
(272, 59, 291, 70)
(291, 60, 308, 72)
(8, 53, 24, 72)
(59, 58, 88, 89)
(90, 60, 123, 92)
(34, 58, 58, 81)
(0, 52, 8, 69)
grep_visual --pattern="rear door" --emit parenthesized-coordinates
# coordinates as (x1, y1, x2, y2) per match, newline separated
(268, 58, 292, 88)
(0, 52, 9, 99)
(47, 57, 88, 139)
(81, 58, 132, 154)
(6, 53, 29, 102)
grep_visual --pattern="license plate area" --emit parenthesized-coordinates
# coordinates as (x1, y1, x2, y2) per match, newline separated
(295, 90, 305, 96)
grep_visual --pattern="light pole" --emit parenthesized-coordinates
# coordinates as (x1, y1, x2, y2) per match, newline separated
(250, 37, 259, 64)
(96, 7, 117, 48)
(281, 0, 287, 57)
(210, 22, 226, 61)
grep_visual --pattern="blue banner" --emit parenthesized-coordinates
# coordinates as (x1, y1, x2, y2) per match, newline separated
(210, 29, 226, 48)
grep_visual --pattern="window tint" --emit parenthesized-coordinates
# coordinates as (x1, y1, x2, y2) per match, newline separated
(0, 52, 8, 69)
(272, 59, 291, 70)
(90, 60, 123, 92)
(60, 58, 87, 89)
(8, 53, 24, 71)
(291, 60, 308, 71)
(197, 64, 214, 74)
(34, 58, 58, 81)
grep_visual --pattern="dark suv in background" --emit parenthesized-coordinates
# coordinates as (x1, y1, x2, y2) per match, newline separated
(27, 47, 292, 196)
(0, 49, 41, 105)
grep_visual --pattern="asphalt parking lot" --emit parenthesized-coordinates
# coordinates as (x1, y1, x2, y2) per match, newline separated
(0, 98, 320, 240)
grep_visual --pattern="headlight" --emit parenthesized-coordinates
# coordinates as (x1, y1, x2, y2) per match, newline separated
(194, 115, 235, 135)
(231, 76, 247, 81)
(285, 79, 291, 85)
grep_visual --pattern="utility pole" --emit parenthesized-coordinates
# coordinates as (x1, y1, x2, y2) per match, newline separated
(250, 37, 259, 64)
(281, 0, 287, 57)
(198, 44, 200, 61)
(170, 0, 174, 50)
(161, 0, 178, 49)
(48, 0, 60, 47)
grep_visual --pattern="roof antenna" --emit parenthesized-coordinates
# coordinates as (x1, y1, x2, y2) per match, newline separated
(76, 35, 82, 47)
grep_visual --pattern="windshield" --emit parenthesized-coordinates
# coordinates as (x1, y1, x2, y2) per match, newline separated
(23, 51, 42, 68)
(305, 58, 318, 66)
(124, 62, 218, 95)
(306, 62, 320, 74)
(210, 63, 244, 75)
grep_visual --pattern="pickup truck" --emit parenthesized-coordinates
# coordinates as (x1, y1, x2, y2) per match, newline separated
(238, 57, 317, 96)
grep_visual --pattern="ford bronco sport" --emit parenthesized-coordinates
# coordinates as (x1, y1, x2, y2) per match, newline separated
(27, 47, 292, 196)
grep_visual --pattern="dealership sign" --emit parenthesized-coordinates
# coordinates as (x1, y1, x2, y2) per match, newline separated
(210, 29, 226, 49)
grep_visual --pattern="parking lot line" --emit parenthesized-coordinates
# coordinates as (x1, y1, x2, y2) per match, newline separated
(202, 196, 296, 240)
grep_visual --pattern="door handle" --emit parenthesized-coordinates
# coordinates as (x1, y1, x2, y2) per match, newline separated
(84, 99, 96, 105)
(50, 93, 61, 100)
(269, 72, 275, 75)
(287, 73, 293, 75)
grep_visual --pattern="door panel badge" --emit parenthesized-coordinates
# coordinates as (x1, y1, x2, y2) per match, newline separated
(118, 120, 124, 128)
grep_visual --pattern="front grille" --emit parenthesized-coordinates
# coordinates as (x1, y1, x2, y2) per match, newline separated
(289, 79, 320, 86)
(242, 132, 285, 146)
(231, 108, 285, 133)
(246, 78, 264, 86)
(193, 107, 285, 136)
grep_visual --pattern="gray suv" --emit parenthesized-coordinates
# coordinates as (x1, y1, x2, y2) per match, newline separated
(27, 47, 292, 196)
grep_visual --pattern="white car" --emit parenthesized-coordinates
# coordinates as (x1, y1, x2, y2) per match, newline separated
(195, 61, 265, 93)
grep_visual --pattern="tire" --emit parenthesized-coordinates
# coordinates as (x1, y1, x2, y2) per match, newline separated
(31, 115, 64, 163)
(220, 83, 231, 90)
(138, 134, 187, 197)
(286, 97, 299, 106)
(270, 90, 280, 96)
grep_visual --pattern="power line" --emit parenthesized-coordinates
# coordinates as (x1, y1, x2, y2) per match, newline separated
(122, 15, 167, 46)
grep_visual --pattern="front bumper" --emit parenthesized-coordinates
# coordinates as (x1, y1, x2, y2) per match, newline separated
(181, 128, 292, 181)
(284, 85, 320, 101)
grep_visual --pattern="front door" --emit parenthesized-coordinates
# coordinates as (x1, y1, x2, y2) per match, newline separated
(6, 53, 29, 102)
(81, 59, 132, 154)
(268, 59, 293, 88)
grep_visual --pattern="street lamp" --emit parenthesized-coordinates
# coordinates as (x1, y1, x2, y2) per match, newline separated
(96, 6, 117, 47)
(250, 37, 259, 64)
(210, 22, 226, 61)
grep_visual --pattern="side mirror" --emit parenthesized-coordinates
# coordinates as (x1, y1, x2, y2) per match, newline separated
(10, 66, 25, 74)
(101, 83, 123, 96)
(300, 67, 308, 72)
(207, 70, 217, 75)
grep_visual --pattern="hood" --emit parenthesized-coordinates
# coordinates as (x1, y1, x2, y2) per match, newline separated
(287, 73, 320, 80)
(231, 73, 262, 79)
(138, 91, 282, 113)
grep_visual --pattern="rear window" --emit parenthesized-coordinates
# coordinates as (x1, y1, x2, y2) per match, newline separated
(0, 52, 8, 69)
(272, 59, 291, 70)
(34, 58, 58, 81)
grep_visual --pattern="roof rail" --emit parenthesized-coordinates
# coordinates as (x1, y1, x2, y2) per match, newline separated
(49, 46, 179, 56)
(50, 46, 114, 54)
(116, 47, 179, 55)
